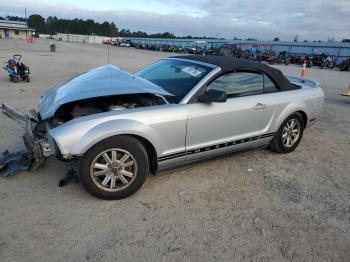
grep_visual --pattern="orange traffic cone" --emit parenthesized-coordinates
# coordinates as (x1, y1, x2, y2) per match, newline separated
(341, 83, 350, 97)
(300, 59, 306, 77)
(27, 35, 33, 43)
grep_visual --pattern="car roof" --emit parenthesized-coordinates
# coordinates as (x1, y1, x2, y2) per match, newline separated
(170, 55, 297, 91)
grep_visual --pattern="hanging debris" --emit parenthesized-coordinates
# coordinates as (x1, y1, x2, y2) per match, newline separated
(0, 149, 31, 177)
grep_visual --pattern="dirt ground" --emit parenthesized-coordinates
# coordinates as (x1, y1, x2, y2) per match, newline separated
(0, 39, 349, 262)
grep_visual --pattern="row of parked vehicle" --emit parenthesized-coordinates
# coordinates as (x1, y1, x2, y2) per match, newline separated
(104, 39, 350, 71)
(102, 38, 132, 47)
(218, 44, 350, 71)
(273, 53, 349, 71)
(132, 41, 215, 55)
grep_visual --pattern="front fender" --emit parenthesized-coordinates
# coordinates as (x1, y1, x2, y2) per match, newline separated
(49, 117, 161, 157)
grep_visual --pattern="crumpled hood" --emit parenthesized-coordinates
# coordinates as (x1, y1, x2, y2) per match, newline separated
(38, 64, 172, 120)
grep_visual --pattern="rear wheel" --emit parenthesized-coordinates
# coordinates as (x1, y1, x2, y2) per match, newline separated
(79, 136, 149, 200)
(270, 113, 304, 153)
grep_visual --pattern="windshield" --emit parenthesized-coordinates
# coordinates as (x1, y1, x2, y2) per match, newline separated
(136, 59, 213, 103)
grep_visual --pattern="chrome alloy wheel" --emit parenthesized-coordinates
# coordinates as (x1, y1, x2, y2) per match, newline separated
(282, 118, 301, 148)
(90, 148, 138, 192)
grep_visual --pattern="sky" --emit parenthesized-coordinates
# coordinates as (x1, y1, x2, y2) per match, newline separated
(0, 0, 349, 41)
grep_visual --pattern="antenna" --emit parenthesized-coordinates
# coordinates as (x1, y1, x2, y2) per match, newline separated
(107, 28, 111, 64)
(107, 43, 110, 64)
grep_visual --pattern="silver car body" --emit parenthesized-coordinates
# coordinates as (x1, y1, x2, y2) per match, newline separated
(41, 58, 324, 170)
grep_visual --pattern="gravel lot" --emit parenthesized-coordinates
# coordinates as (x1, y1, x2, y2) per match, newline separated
(0, 39, 349, 262)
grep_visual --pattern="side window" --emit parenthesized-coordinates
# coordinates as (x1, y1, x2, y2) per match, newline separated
(208, 72, 263, 98)
(264, 74, 279, 93)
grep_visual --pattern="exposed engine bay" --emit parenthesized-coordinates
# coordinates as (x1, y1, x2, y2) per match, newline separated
(50, 93, 167, 125)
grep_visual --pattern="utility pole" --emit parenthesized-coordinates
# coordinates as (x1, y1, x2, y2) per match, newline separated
(107, 29, 111, 64)
(25, 8, 28, 39)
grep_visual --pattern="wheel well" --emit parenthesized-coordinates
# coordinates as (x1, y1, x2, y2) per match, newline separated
(126, 134, 158, 175)
(296, 111, 308, 128)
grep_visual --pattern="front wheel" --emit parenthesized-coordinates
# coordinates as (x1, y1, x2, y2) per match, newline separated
(270, 113, 304, 153)
(79, 136, 149, 200)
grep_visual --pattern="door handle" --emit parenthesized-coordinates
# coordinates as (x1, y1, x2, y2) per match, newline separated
(253, 103, 267, 110)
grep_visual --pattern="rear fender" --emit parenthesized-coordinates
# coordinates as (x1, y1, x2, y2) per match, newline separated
(271, 101, 309, 132)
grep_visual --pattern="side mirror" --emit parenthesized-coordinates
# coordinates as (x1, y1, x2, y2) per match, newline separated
(197, 89, 227, 103)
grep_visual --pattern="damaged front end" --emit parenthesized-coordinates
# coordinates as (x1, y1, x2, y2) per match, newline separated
(0, 104, 54, 176)
(1, 64, 172, 178)
(1, 92, 166, 177)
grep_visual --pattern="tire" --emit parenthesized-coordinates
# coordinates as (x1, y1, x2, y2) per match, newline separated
(79, 136, 149, 200)
(26, 76, 30, 82)
(270, 113, 304, 154)
(13, 77, 18, 83)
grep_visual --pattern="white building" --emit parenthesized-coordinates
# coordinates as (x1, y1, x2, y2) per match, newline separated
(0, 20, 34, 39)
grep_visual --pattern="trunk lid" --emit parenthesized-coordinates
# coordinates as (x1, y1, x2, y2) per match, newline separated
(286, 75, 320, 88)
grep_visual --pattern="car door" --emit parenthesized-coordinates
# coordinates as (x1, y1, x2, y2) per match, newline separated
(185, 70, 274, 161)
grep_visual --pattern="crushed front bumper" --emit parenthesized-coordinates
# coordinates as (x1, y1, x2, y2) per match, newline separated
(0, 104, 54, 175)
(22, 117, 53, 169)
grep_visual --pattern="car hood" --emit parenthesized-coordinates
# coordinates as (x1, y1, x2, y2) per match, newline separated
(38, 64, 172, 120)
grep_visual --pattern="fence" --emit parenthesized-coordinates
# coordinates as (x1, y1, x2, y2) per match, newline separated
(39, 33, 110, 44)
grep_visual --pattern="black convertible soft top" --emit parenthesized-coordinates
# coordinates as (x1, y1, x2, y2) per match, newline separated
(172, 55, 298, 91)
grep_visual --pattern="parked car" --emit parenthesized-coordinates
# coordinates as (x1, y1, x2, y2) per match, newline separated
(2, 56, 324, 199)
(102, 39, 112, 44)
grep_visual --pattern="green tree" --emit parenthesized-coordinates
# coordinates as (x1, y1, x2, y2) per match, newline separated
(110, 22, 118, 37)
(27, 14, 46, 33)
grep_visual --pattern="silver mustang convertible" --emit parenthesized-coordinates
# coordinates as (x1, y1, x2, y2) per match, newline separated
(2, 56, 324, 199)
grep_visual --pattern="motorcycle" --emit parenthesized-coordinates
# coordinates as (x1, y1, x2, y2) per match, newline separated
(321, 56, 336, 69)
(268, 53, 290, 65)
(3, 54, 30, 83)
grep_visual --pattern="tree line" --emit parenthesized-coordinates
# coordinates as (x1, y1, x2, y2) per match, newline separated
(25, 15, 118, 37)
(0, 15, 27, 22)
